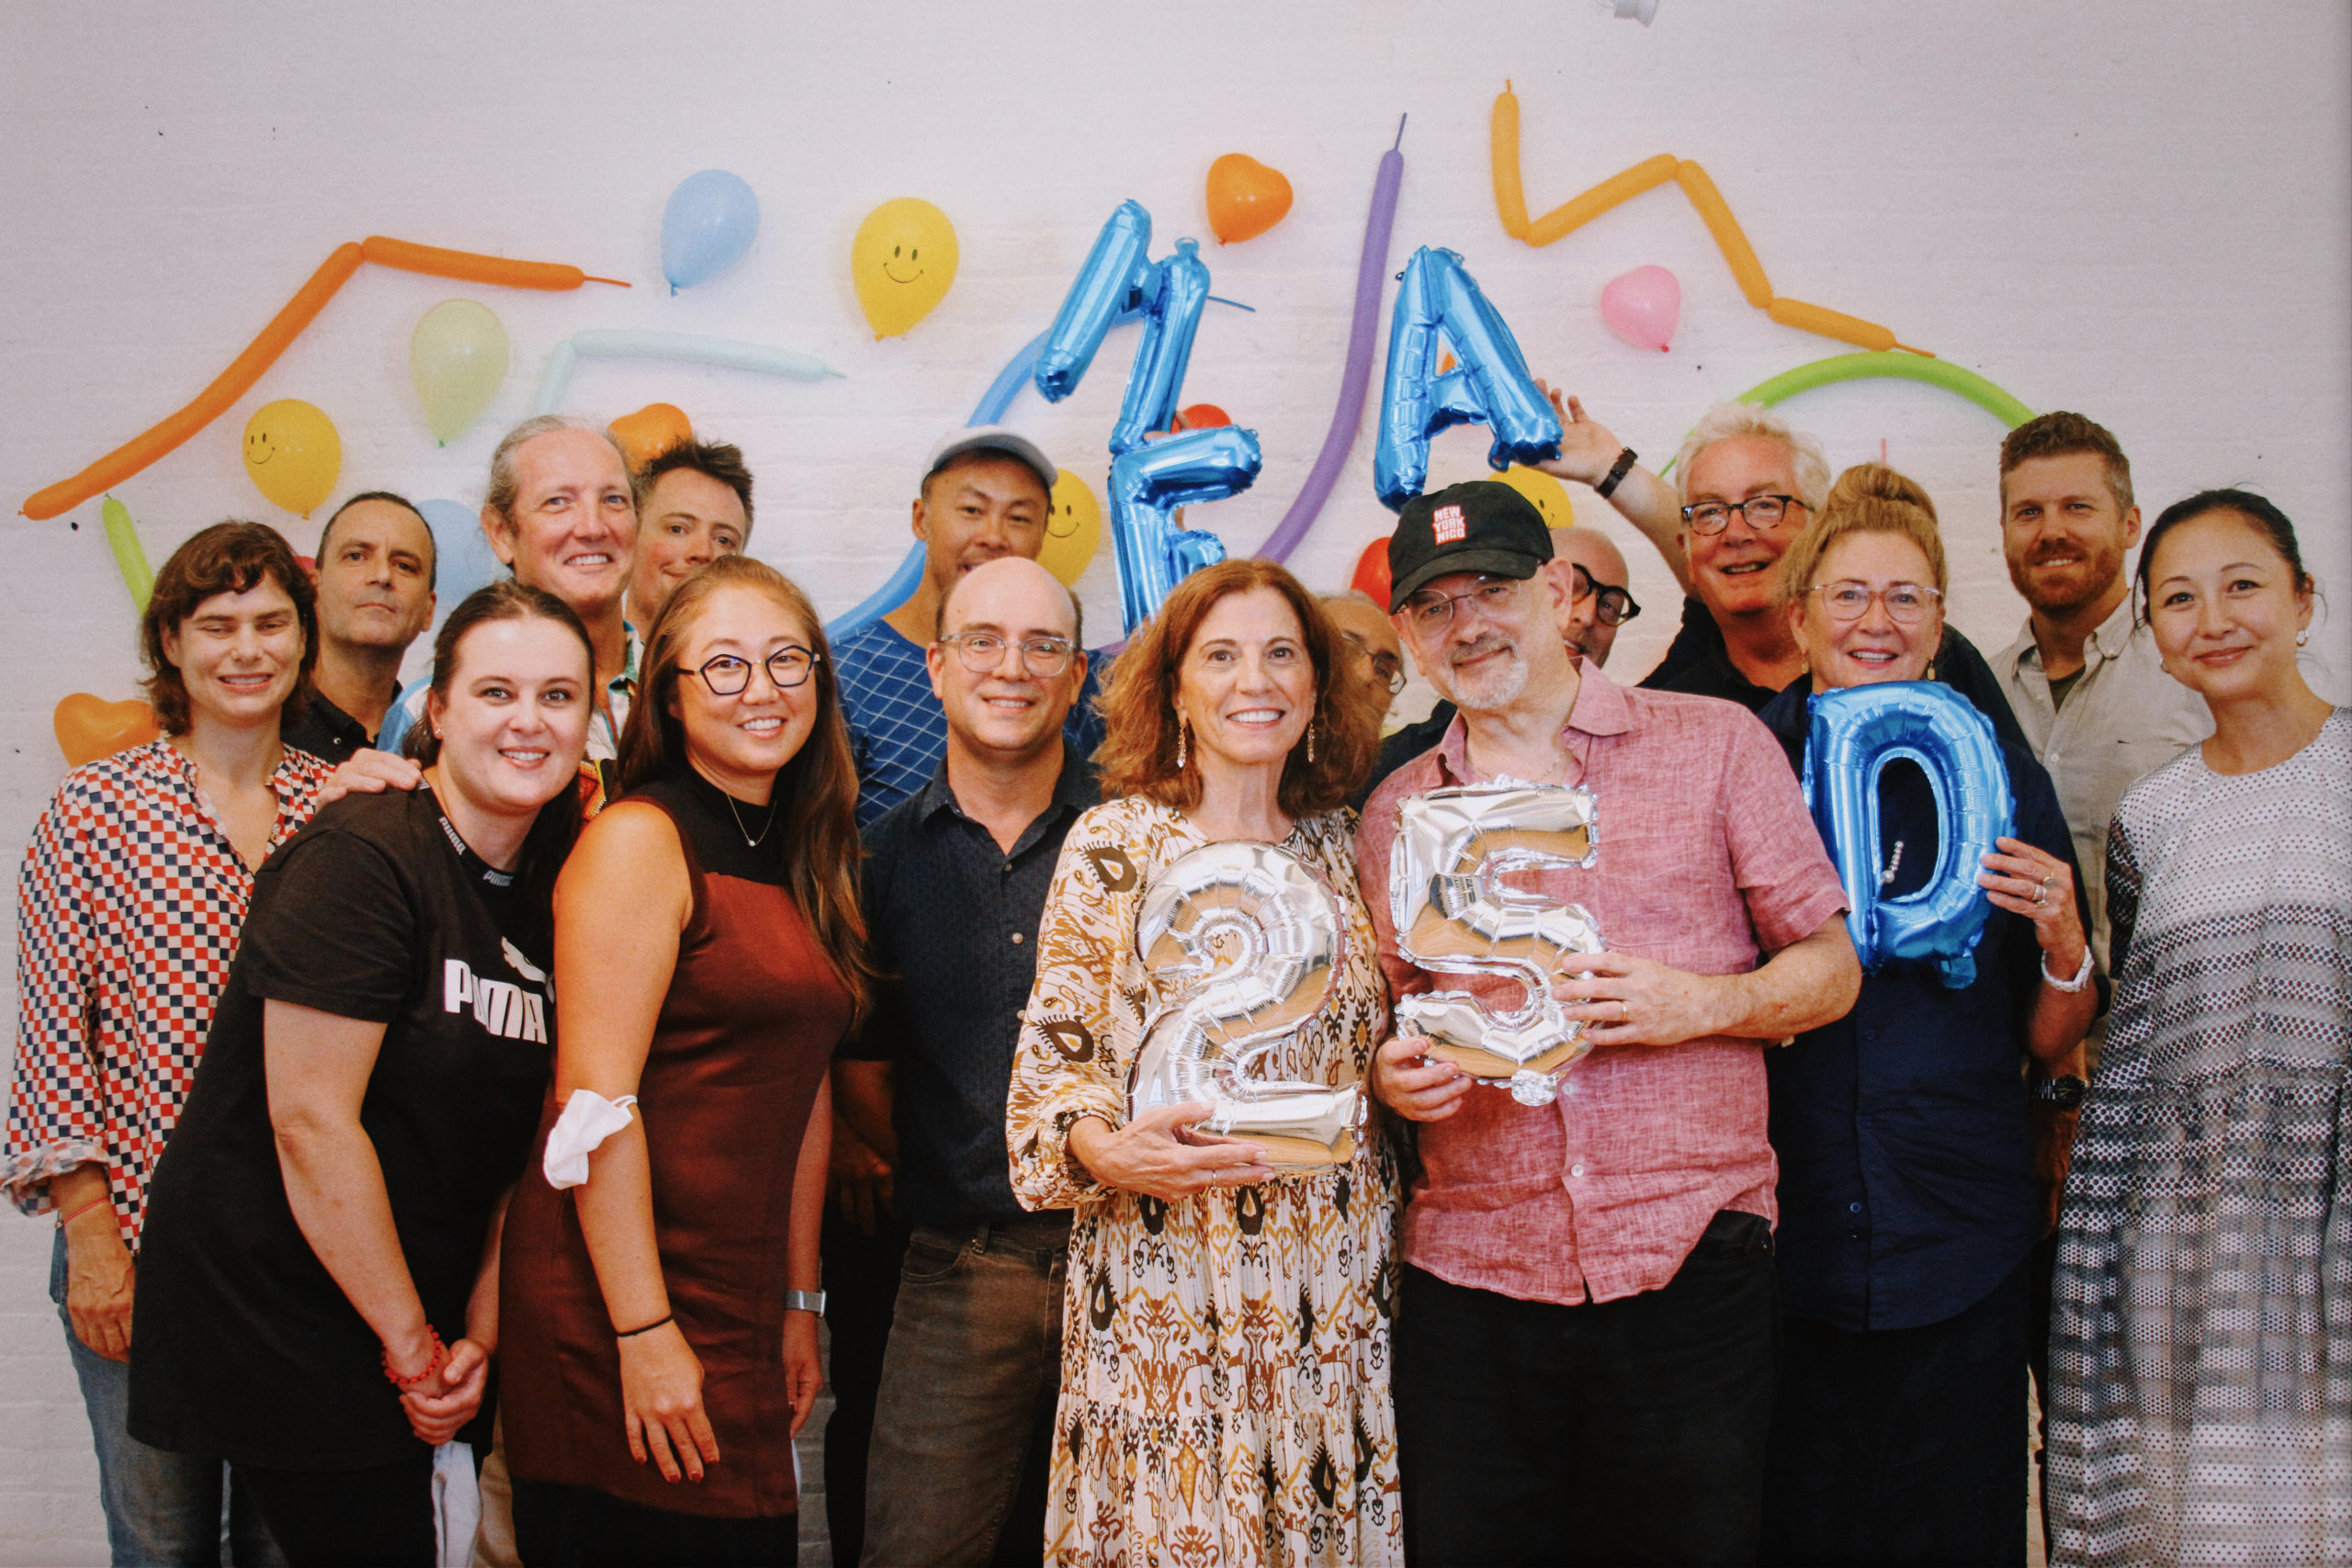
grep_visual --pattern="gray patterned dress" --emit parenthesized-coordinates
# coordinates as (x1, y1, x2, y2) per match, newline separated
(2047, 708, 2352, 1567)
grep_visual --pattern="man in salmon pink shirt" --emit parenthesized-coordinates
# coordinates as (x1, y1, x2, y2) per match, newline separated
(1358, 480, 1860, 1566)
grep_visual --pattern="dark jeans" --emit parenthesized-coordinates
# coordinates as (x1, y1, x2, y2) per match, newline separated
(820, 1208, 910, 1567)
(864, 1213, 1068, 1565)
(1760, 1257, 2030, 1568)
(2024, 1229, 2058, 1560)
(511, 1480, 797, 1568)
(1394, 1209, 1781, 1566)
(233, 1452, 435, 1568)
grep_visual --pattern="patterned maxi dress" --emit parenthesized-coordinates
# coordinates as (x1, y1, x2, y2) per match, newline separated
(2047, 708, 2352, 1567)
(1007, 797, 1405, 1568)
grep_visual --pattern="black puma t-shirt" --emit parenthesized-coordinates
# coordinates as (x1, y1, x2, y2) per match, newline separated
(129, 785, 555, 1470)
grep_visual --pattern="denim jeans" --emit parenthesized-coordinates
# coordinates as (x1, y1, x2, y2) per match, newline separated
(1393, 1210, 1782, 1567)
(50, 1230, 281, 1567)
(862, 1213, 1069, 1566)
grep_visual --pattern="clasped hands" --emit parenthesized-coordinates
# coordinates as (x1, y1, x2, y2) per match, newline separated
(386, 1332, 491, 1447)
(1069, 1104, 1275, 1201)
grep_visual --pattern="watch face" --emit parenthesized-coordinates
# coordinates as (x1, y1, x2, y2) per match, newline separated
(2041, 1075, 2087, 1111)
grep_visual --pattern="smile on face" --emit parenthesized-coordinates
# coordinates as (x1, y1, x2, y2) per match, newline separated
(2144, 509, 2314, 705)
(425, 616, 594, 821)
(487, 429, 639, 617)
(316, 499, 436, 653)
(1394, 567, 1567, 713)
(1176, 587, 1317, 773)
(928, 557, 1084, 761)
(633, 468, 749, 626)
(917, 456, 1050, 589)
(1683, 434, 1808, 617)
(2002, 451, 2138, 617)
(162, 581, 306, 730)
(1791, 531, 1944, 692)
(669, 583, 821, 805)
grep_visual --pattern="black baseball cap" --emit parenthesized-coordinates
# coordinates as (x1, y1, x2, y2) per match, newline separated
(1385, 480, 1554, 613)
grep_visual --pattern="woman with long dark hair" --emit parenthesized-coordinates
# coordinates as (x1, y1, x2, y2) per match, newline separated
(127, 581, 596, 1565)
(500, 554, 873, 1567)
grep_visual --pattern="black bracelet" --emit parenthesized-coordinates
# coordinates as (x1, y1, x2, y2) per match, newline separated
(1595, 447, 1639, 500)
(615, 1314, 673, 1339)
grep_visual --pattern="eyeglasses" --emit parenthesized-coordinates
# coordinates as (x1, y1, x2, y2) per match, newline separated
(935, 631, 1078, 677)
(1680, 494, 1807, 536)
(1402, 575, 1527, 632)
(1570, 565, 1641, 627)
(694, 646, 819, 694)
(1338, 630, 1408, 696)
(1809, 581, 1942, 625)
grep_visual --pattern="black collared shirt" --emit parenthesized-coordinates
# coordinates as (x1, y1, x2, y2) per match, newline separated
(281, 688, 383, 767)
(844, 743, 1099, 1226)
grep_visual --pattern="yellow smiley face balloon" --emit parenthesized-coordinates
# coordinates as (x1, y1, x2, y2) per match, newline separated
(243, 399, 343, 517)
(852, 197, 959, 339)
(1039, 469, 1102, 587)
(1496, 464, 1576, 531)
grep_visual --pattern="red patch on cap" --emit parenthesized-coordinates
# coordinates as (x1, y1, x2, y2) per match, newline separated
(1431, 504, 1466, 544)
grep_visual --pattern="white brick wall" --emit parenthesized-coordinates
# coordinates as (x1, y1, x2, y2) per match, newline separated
(1, 4, 2344, 1558)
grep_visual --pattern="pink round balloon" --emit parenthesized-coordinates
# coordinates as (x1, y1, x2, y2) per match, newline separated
(1599, 265, 1681, 354)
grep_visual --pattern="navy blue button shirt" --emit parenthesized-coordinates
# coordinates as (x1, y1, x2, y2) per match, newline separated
(842, 743, 1099, 1226)
(1757, 678, 2087, 1332)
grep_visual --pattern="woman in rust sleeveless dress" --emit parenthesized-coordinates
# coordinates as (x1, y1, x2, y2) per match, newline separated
(500, 557, 874, 1567)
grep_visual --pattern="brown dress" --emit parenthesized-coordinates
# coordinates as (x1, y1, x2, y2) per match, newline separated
(501, 770, 849, 1519)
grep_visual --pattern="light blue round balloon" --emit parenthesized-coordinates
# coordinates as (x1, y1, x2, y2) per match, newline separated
(415, 498, 504, 627)
(661, 170, 761, 293)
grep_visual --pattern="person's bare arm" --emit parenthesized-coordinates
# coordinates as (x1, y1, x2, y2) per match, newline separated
(401, 1181, 513, 1444)
(784, 1077, 831, 1437)
(1531, 385, 1692, 595)
(827, 1060, 896, 1234)
(1552, 917, 1860, 1045)
(51, 1163, 134, 1361)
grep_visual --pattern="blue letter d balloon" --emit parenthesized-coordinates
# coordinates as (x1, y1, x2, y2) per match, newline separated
(1374, 247, 1562, 510)
(1802, 682, 2014, 987)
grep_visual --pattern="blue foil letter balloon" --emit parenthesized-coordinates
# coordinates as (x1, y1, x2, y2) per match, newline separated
(1802, 682, 2015, 987)
(1374, 247, 1564, 510)
(1035, 200, 1263, 632)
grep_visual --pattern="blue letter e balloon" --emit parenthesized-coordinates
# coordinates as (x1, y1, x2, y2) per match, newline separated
(1374, 247, 1563, 511)
(1802, 682, 2015, 988)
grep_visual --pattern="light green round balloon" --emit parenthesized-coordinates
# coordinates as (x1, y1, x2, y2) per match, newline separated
(1660, 352, 2034, 478)
(410, 299, 510, 446)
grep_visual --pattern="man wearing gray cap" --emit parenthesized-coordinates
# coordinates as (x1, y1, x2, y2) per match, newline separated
(1357, 479, 1859, 1564)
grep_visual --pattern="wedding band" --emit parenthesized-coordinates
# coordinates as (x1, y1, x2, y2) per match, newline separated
(2032, 886, 2048, 907)
(2037, 874, 2056, 892)
(1619, 998, 1631, 1024)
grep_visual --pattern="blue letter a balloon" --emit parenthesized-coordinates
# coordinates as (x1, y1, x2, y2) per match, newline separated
(1802, 682, 2014, 987)
(1374, 247, 1563, 510)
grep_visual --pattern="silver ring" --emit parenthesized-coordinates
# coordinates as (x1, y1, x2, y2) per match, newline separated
(2032, 885, 2049, 907)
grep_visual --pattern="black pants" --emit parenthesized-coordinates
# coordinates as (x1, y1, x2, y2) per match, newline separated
(1760, 1257, 2030, 1568)
(512, 1479, 797, 1568)
(819, 1207, 910, 1566)
(234, 1450, 435, 1568)
(1394, 1209, 1781, 1566)
(2024, 1229, 2059, 1559)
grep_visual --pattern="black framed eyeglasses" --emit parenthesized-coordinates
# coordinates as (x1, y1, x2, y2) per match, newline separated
(1679, 494, 1808, 536)
(1569, 565, 1641, 627)
(936, 631, 1077, 677)
(1338, 630, 1408, 696)
(694, 646, 819, 694)
(1809, 581, 1942, 625)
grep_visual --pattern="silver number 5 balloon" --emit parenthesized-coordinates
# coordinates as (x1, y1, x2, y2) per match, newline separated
(1390, 783, 1607, 1106)
(1128, 840, 1364, 1169)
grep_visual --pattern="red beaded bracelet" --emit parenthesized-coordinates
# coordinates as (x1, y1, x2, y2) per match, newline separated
(381, 1327, 447, 1391)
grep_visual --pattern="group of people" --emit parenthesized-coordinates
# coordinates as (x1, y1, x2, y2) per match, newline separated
(2, 389, 2340, 1568)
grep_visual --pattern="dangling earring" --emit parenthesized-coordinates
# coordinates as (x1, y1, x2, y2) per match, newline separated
(1306, 721, 1317, 764)
(1174, 714, 1188, 770)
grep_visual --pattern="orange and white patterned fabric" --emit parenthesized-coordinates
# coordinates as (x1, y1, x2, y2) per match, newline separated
(1009, 796, 1404, 1568)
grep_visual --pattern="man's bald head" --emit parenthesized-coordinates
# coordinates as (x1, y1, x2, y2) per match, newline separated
(1552, 526, 1633, 667)
(936, 556, 1080, 647)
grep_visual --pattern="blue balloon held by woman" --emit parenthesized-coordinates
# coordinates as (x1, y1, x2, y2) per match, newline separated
(1802, 681, 2014, 987)
(661, 169, 761, 294)
(1374, 246, 1562, 510)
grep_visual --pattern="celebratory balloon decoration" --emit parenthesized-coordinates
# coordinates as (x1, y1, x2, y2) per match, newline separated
(607, 402, 693, 468)
(1802, 682, 2014, 987)
(1040, 470, 1103, 588)
(852, 197, 960, 339)
(102, 496, 154, 613)
(661, 170, 761, 293)
(1130, 841, 1363, 1168)
(243, 399, 341, 517)
(1350, 537, 1392, 607)
(416, 498, 503, 621)
(529, 330, 842, 415)
(53, 694, 160, 768)
(1204, 153, 1295, 244)
(1374, 247, 1563, 510)
(1034, 200, 1262, 632)
(409, 299, 510, 445)
(1599, 265, 1680, 354)
(1391, 784, 1608, 1106)
(1494, 465, 1575, 530)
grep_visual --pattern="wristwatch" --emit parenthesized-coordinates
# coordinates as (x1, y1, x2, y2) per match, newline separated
(2034, 1075, 2087, 1112)
(1595, 446, 1639, 500)
(783, 1290, 827, 1316)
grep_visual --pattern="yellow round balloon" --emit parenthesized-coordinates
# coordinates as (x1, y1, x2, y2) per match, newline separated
(852, 198, 959, 339)
(1040, 470, 1102, 587)
(1495, 465, 1576, 531)
(243, 399, 342, 517)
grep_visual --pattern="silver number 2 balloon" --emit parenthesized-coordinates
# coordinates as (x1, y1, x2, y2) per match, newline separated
(1390, 782, 1607, 1106)
(1128, 840, 1365, 1169)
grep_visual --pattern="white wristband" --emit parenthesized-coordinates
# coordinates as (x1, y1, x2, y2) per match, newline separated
(2040, 945, 2095, 993)
(543, 1090, 639, 1190)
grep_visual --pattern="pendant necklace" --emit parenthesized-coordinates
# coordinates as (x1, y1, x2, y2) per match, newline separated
(726, 791, 778, 849)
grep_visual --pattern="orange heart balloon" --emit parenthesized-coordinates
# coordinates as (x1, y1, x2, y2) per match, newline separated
(54, 694, 160, 769)
(608, 404, 694, 469)
(1206, 154, 1295, 245)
